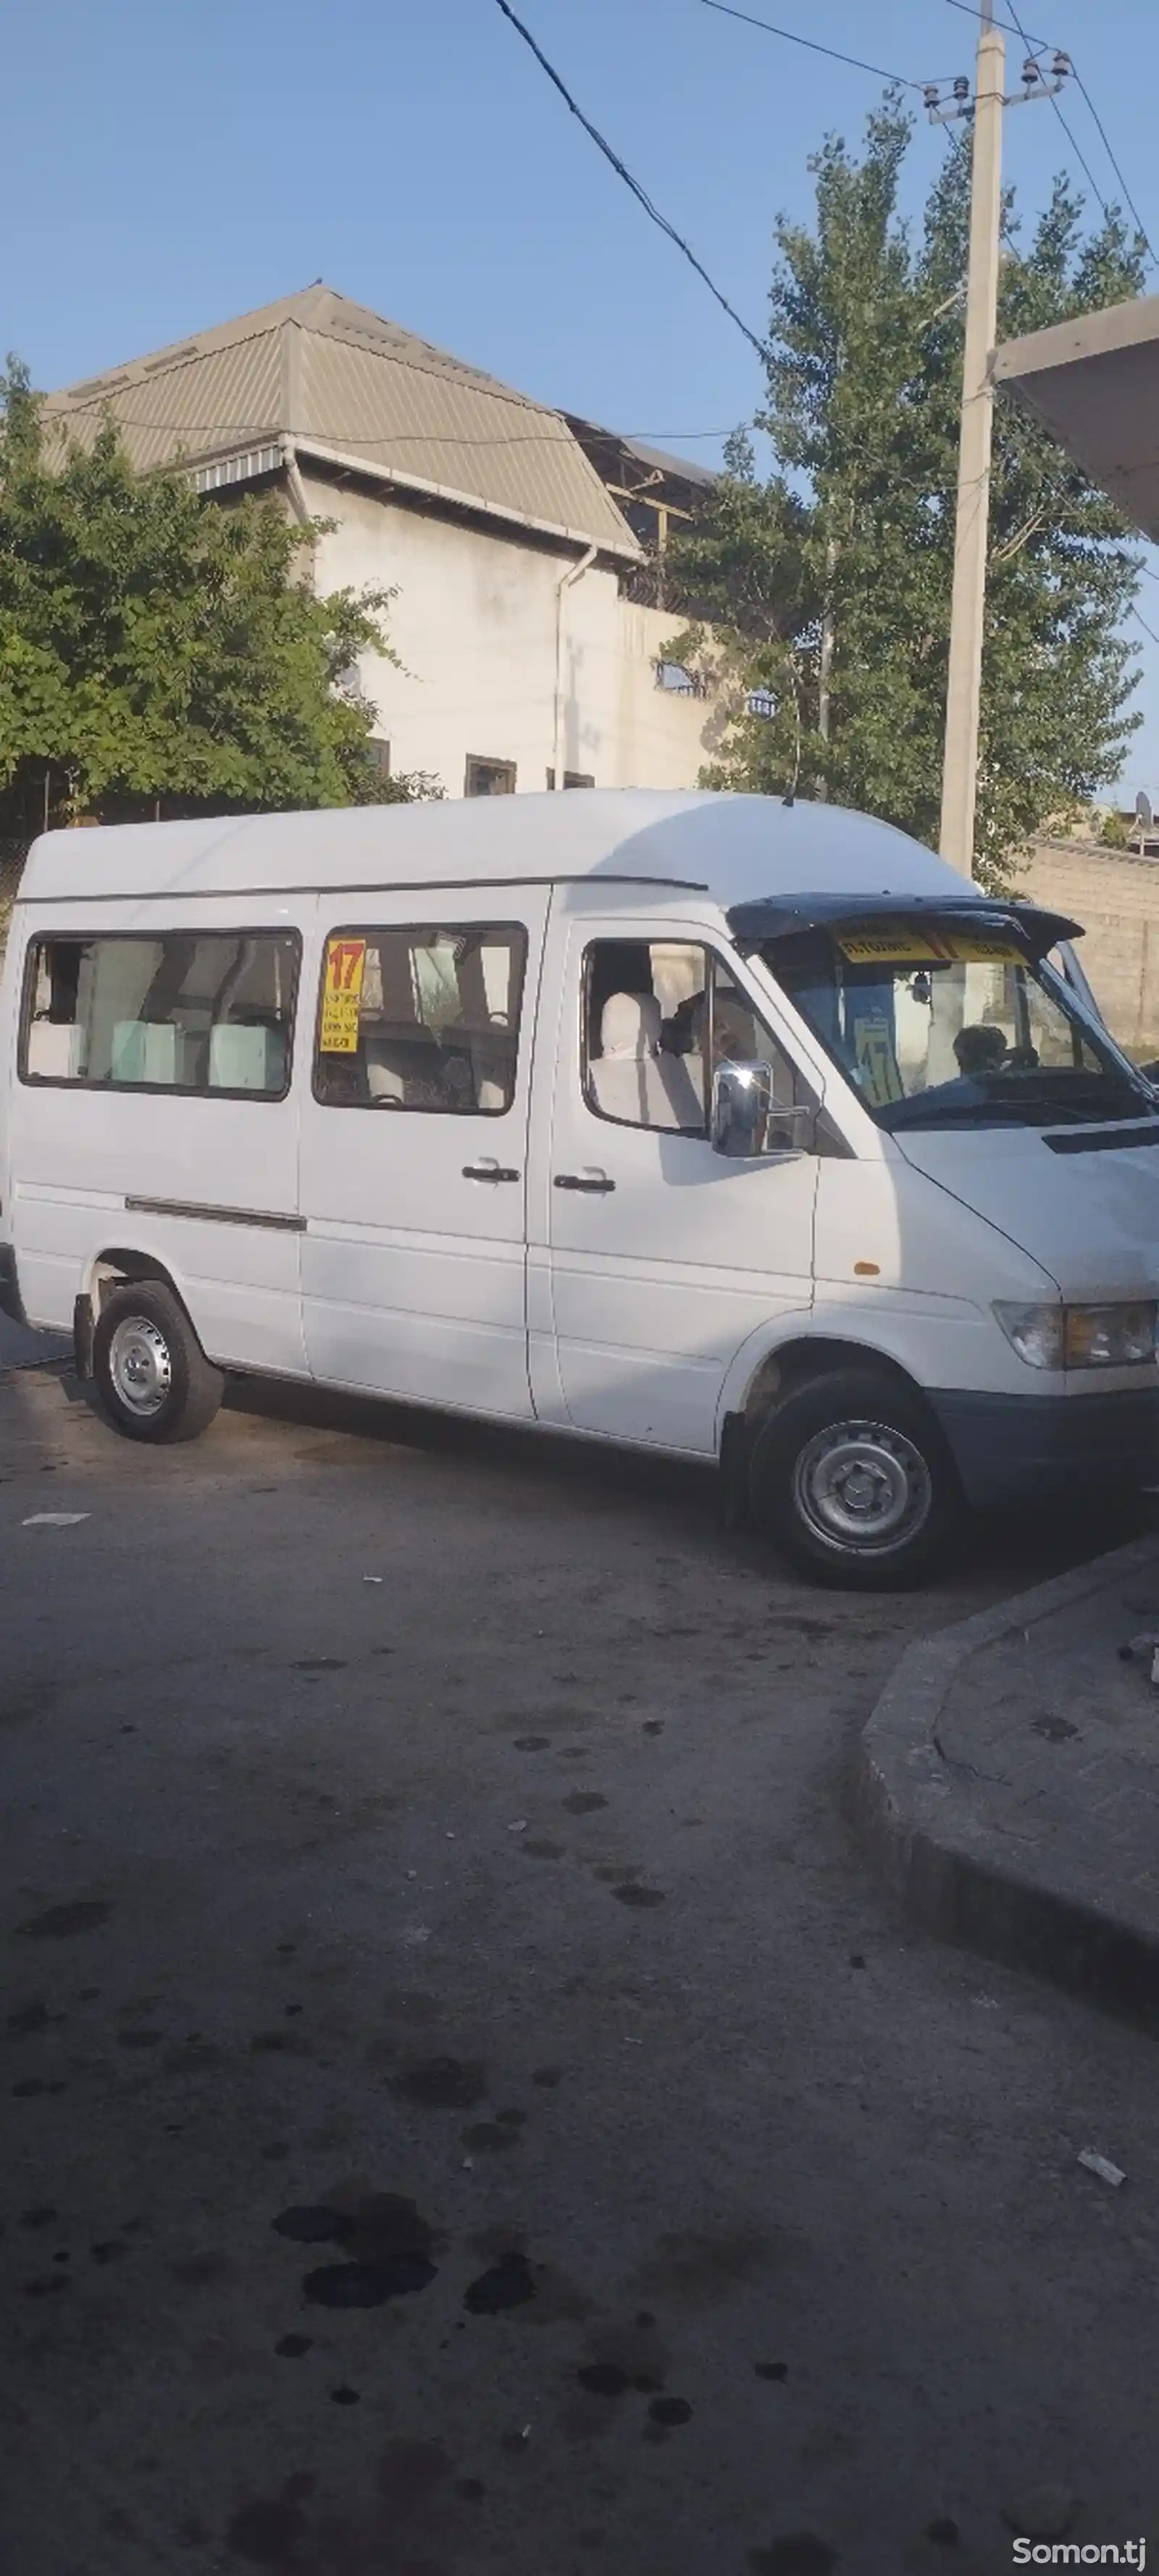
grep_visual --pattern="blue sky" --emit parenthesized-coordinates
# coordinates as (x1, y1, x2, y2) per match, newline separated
(4, 0, 1157, 795)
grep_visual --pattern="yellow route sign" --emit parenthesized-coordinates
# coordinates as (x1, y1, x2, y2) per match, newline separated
(837, 930, 942, 965)
(836, 924, 1024, 967)
(320, 937, 367, 1053)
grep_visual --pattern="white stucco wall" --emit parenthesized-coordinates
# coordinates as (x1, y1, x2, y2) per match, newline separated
(301, 474, 713, 797)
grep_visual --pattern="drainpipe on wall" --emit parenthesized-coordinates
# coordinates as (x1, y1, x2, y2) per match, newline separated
(280, 438, 314, 533)
(553, 544, 598, 789)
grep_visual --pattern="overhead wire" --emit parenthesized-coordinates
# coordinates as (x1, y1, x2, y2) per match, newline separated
(490, 0, 771, 363)
(694, 0, 949, 93)
(1000, 0, 1158, 272)
(942, 0, 1049, 41)
(47, 413, 745, 451)
(1067, 66, 1157, 271)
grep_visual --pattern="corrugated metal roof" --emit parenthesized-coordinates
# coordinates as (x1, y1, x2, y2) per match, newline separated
(43, 285, 640, 558)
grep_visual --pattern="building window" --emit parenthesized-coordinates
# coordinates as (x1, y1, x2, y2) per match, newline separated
(367, 738, 392, 779)
(464, 756, 516, 798)
(313, 923, 527, 1115)
(20, 932, 299, 1097)
(654, 659, 707, 698)
(545, 769, 595, 790)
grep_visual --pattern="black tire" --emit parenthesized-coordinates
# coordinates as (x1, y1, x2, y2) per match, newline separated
(91, 1280, 224, 1446)
(748, 1366, 960, 1589)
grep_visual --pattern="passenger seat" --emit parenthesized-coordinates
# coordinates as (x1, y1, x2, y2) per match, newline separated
(589, 994, 703, 1131)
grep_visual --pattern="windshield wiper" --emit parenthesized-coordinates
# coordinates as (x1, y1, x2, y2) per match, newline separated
(884, 1095, 1130, 1132)
(885, 1076, 1150, 1131)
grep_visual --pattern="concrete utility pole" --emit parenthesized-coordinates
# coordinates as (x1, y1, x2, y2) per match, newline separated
(929, 20, 1072, 876)
(939, 1, 1005, 878)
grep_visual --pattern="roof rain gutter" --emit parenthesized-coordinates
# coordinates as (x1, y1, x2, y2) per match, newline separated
(280, 436, 313, 530)
(288, 435, 640, 562)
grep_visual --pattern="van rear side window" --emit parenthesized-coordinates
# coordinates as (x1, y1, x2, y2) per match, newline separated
(20, 933, 300, 1097)
(312, 924, 527, 1113)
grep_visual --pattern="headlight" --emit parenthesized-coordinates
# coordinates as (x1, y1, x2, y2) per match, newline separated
(1064, 1302, 1157, 1367)
(995, 1302, 1065, 1368)
(995, 1300, 1157, 1370)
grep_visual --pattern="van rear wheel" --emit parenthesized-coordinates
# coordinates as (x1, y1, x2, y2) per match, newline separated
(748, 1366, 959, 1589)
(93, 1281, 223, 1445)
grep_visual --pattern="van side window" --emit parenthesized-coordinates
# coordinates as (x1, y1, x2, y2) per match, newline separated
(20, 933, 299, 1096)
(583, 940, 708, 1132)
(313, 924, 527, 1115)
(582, 942, 807, 1137)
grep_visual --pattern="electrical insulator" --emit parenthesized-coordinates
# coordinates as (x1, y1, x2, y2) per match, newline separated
(1021, 56, 1039, 84)
(953, 73, 969, 101)
(1051, 50, 1071, 79)
(924, 82, 940, 110)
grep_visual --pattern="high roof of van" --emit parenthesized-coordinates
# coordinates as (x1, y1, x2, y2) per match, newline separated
(18, 790, 966, 913)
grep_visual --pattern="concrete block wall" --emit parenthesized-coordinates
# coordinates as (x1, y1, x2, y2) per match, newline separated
(1021, 837, 1159, 1059)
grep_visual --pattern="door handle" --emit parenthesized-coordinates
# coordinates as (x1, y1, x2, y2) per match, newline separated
(553, 1169, 616, 1193)
(462, 1159, 520, 1183)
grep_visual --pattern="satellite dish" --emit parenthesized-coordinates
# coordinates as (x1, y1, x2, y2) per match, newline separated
(1136, 790, 1153, 830)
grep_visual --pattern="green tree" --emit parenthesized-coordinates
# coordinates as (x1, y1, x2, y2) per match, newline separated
(0, 361, 438, 842)
(671, 100, 1146, 886)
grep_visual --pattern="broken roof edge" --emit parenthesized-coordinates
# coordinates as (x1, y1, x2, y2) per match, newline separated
(565, 413, 718, 491)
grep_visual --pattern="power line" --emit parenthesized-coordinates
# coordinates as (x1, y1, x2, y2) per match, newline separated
(946, 0, 1155, 268)
(1068, 67, 1158, 271)
(695, 0, 946, 93)
(490, 0, 770, 363)
(48, 413, 744, 452)
(1003, 0, 1158, 273)
(1131, 603, 1159, 650)
(942, 0, 1049, 42)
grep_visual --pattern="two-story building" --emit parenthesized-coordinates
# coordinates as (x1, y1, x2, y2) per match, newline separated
(43, 284, 717, 800)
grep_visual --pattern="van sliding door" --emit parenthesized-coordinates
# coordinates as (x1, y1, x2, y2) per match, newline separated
(298, 891, 547, 1416)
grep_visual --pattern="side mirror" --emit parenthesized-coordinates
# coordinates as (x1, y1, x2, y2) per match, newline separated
(711, 1060, 809, 1159)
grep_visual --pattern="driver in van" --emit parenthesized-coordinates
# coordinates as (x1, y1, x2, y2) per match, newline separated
(664, 987, 756, 1069)
(953, 1022, 1008, 1077)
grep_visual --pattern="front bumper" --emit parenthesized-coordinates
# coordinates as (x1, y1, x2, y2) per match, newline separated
(0, 1243, 25, 1327)
(930, 1384, 1159, 1510)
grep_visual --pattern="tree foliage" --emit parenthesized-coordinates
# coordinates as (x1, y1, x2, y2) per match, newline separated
(670, 101, 1147, 885)
(0, 361, 435, 841)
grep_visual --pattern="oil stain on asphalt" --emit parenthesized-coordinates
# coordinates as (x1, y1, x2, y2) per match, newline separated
(273, 2193, 444, 2309)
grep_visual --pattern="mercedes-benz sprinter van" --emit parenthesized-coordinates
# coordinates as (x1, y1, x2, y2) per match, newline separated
(3, 790, 1158, 1586)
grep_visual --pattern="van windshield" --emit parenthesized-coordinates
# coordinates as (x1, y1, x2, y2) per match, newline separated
(761, 923, 1155, 1132)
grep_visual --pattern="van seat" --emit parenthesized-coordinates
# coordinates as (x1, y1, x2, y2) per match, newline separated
(209, 1024, 285, 1092)
(111, 1021, 178, 1085)
(589, 994, 703, 1131)
(26, 1021, 83, 1080)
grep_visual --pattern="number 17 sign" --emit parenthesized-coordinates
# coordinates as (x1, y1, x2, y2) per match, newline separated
(320, 937, 367, 1053)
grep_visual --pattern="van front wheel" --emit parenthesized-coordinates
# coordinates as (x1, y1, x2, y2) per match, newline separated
(748, 1367, 958, 1588)
(93, 1281, 224, 1445)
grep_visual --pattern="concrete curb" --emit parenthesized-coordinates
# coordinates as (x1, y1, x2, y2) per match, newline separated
(0, 1354, 74, 1384)
(853, 1532, 1159, 2023)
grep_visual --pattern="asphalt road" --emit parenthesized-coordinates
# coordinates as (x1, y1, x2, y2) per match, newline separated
(2, 1363, 1158, 2576)
(0, 1311, 70, 1371)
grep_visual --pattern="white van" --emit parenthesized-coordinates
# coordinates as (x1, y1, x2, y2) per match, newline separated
(3, 789, 1158, 1587)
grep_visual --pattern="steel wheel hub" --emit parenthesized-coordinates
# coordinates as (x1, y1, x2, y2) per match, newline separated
(794, 1416, 932, 1554)
(109, 1316, 172, 1418)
